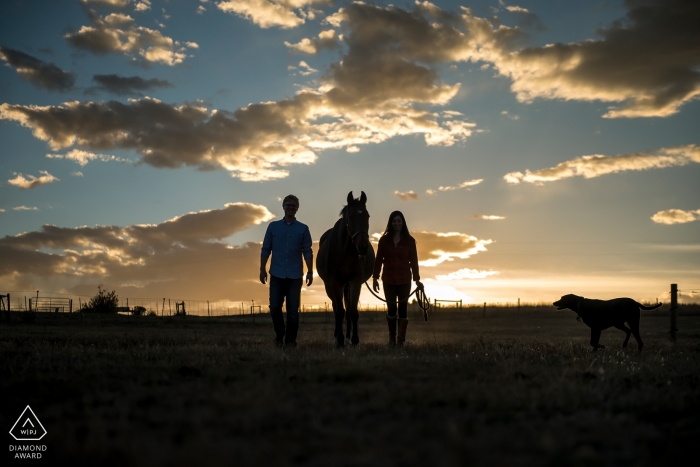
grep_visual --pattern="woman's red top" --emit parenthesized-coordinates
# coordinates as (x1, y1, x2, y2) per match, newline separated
(373, 235, 420, 285)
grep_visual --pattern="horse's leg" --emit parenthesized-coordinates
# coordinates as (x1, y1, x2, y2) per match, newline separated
(326, 281, 346, 348)
(344, 285, 353, 345)
(347, 280, 362, 346)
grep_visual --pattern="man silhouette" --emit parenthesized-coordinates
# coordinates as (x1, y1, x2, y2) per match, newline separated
(260, 195, 313, 347)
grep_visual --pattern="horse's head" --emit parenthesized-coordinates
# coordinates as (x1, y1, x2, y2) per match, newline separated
(343, 191, 370, 257)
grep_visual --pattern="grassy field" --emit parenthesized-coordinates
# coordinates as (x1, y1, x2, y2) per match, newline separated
(1, 305, 699, 466)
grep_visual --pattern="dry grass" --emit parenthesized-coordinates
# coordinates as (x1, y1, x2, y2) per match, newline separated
(1, 305, 699, 466)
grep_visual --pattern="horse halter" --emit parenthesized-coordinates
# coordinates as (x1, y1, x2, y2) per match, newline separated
(345, 214, 363, 240)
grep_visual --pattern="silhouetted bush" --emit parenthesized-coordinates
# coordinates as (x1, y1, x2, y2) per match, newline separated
(133, 306, 147, 316)
(81, 284, 119, 313)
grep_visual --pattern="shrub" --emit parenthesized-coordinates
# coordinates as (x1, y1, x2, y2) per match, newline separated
(81, 284, 119, 313)
(133, 306, 147, 316)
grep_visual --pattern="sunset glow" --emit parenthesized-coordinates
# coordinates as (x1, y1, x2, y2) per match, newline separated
(1, 0, 698, 308)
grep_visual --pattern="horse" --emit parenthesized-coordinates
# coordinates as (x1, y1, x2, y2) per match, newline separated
(317, 191, 375, 347)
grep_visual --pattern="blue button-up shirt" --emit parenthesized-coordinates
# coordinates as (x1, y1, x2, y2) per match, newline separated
(261, 218, 313, 279)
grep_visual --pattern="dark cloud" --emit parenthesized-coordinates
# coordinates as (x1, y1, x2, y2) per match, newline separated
(0, 202, 275, 301)
(0, 47, 75, 92)
(91, 74, 173, 95)
(499, 0, 700, 117)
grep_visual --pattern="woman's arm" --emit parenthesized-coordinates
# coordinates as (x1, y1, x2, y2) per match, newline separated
(372, 237, 385, 280)
(409, 238, 420, 281)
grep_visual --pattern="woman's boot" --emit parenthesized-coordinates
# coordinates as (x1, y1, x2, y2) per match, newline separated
(387, 315, 397, 345)
(397, 318, 409, 346)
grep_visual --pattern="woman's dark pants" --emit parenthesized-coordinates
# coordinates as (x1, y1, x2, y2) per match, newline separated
(383, 282, 411, 319)
(269, 275, 302, 345)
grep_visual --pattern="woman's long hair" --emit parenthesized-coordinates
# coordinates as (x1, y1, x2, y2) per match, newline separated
(382, 210, 413, 240)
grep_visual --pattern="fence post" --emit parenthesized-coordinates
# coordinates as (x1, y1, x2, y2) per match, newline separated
(483, 302, 486, 319)
(518, 298, 520, 312)
(670, 284, 678, 341)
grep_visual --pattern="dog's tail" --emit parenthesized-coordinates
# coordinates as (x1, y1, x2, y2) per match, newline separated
(639, 302, 662, 311)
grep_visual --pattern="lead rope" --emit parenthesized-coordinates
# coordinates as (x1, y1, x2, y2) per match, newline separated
(358, 255, 431, 321)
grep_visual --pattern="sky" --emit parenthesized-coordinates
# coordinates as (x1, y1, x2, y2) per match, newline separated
(0, 0, 699, 310)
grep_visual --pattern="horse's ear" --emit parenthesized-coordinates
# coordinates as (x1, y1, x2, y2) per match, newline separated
(347, 191, 354, 204)
(360, 191, 367, 204)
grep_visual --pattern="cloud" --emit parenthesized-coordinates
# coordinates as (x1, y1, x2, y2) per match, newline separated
(71, 171, 84, 177)
(134, 1, 151, 12)
(501, 110, 519, 120)
(13, 206, 39, 211)
(0, 47, 75, 92)
(411, 231, 492, 267)
(491, 0, 700, 117)
(438, 178, 483, 191)
(394, 190, 419, 202)
(285, 30, 339, 54)
(8, 171, 60, 189)
(651, 209, 700, 225)
(435, 268, 500, 280)
(0, 209, 5, 213)
(46, 149, 131, 166)
(81, 0, 130, 7)
(471, 215, 505, 220)
(504, 144, 700, 184)
(65, 11, 195, 65)
(0, 202, 275, 301)
(91, 74, 173, 95)
(1, 3, 555, 181)
(288, 61, 318, 76)
(216, 0, 331, 29)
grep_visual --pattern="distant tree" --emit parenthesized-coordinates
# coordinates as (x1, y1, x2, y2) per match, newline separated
(81, 284, 119, 313)
(133, 305, 147, 316)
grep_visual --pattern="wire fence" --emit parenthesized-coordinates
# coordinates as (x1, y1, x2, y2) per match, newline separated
(1, 288, 697, 319)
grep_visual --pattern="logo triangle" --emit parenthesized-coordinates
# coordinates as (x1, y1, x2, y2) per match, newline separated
(9, 406, 47, 441)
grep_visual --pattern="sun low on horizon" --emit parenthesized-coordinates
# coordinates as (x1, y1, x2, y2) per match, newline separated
(0, 0, 698, 310)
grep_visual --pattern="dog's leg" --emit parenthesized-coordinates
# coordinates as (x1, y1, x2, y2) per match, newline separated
(614, 323, 632, 348)
(629, 319, 643, 352)
(590, 328, 603, 351)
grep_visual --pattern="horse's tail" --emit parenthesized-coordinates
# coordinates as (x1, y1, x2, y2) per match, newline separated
(639, 302, 662, 311)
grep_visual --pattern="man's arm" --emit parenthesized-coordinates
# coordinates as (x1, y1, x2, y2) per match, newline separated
(304, 255, 313, 286)
(260, 224, 273, 284)
(260, 255, 269, 284)
(302, 226, 313, 286)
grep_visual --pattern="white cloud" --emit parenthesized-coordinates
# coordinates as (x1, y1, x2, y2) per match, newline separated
(197, 5, 207, 14)
(504, 144, 700, 185)
(134, 1, 151, 12)
(8, 171, 60, 189)
(436, 268, 500, 280)
(81, 0, 130, 6)
(65, 12, 193, 65)
(651, 209, 700, 225)
(412, 231, 492, 267)
(13, 206, 39, 211)
(438, 179, 483, 192)
(216, 0, 330, 29)
(394, 190, 419, 202)
(71, 171, 84, 177)
(47, 149, 131, 166)
(471, 215, 505, 220)
(285, 29, 338, 54)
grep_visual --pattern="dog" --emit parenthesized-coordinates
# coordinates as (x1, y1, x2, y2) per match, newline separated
(553, 294, 662, 351)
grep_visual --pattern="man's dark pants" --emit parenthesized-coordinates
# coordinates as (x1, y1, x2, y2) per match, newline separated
(269, 275, 302, 344)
